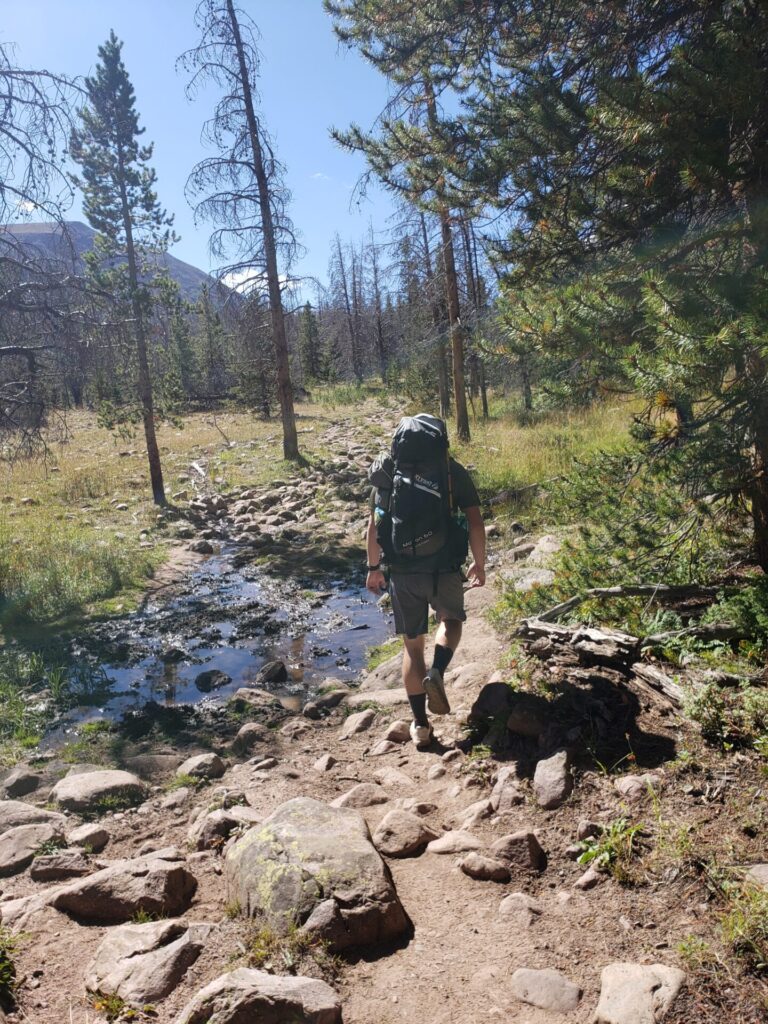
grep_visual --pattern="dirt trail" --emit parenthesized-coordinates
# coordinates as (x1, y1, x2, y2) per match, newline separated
(1, 415, 765, 1024)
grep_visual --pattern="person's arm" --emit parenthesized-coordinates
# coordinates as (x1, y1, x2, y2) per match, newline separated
(465, 506, 486, 587)
(366, 512, 387, 593)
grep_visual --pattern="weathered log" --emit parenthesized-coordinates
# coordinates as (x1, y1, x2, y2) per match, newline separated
(535, 584, 732, 624)
(629, 663, 684, 706)
(643, 622, 750, 646)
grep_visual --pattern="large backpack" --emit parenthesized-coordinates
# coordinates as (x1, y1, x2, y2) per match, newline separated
(369, 414, 468, 571)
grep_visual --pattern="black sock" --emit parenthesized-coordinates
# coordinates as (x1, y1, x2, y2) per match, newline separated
(432, 644, 454, 676)
(408, 692, 429, 727)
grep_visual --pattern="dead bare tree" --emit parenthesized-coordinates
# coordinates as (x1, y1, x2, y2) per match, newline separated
(180, 0, 300, 461)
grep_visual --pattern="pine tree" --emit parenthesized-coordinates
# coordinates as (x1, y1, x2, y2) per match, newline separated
(70, 31, 175, 504)
(298, 301, 321, 382)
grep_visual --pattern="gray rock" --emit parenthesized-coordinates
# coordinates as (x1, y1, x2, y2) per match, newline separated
(30, 850, 93, 881)
(330, 783, 388, 809)
(313, 754, 337, 772)
(370, 740, 400, 756)
(745, 863, 768, 888)
(373, 767, 415, 789)
(614, 774, 661, 802)
(490, 766, 524, 813)
(0, 800, 66, 835)
(511, 967, 581, 1011)
(175, 968, 342, 1024)
(459, 853, 510, 882)
(2, 768, 41, 798)
(0, 822, 64, 876)
(86, 919, 211, 1005)
(194, 669, 232, 692)
(426, 831, 483, 855)
(255, 660, 288, 685)
(340, 708, 376, 739)
(427, 764, 446, 780)
(372, 811, 438, 858)
(177, 753, 226, 781)
(468, 682, 513, 725)
(577, 819, 601, 841)
(455, 798, 494, 830)
(490, 830, 546, 871)
(188, 810, 239, 852)
(515, 568, 556, 593)
(574, 866, 604, 890)
(51, 852, 197, 923)
(499, 892, 543, 925)
(594, 962, 686, 1024)
(50, 770, 147, 813)
(232, 722, 267, 755)
(383, 720, 411, 743)
(67, 822, 110, 853)
(225, 797, 408, 951)
(533, 750, 573, 809)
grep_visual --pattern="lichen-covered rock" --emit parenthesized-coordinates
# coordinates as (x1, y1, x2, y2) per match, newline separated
(85, 919, 211, 1005)
(225, 797, 409, 951)
(175, 968, 342, 1024)
(50, 770, 147, 813)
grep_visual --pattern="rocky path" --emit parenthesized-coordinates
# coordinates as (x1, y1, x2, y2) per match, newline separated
(0, 417, 763, 1023)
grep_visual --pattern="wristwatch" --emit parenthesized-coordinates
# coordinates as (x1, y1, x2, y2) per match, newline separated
(366, 562, 381, 571)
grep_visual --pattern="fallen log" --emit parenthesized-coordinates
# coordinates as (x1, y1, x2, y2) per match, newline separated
(629, 663, 685, 706)
(643, 622, 751, 646)
(535, 584, 732, 624)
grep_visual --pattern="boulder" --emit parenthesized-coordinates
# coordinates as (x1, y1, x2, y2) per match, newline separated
(0, 822, 64, 876)
(50, 770, 147, 813)
(175, 968, 342, 1024)
(330, 783, 388, 809)
(51, 851, 197, 923)
(225, 797, 409, 951)
(30, 850, 93, 881)
(0, 800, 65, 835)
(490, 830, 546, 871)
(372, 811, 439, 858)
(533, 750, 573, 809)
(594, 962, 686, 1024)
(426, 831, 483, 855)
(459, 853, 510, 883)
(340, 709, 376, 739)
(85, 919, 211, 1005)
(511, 967, 581, 1011)
(383, 720, 411, 743)
(177, 753, 226, 781)
(2, 768, 41, 798)
(468, 682, 513, 725)
(67, 823, 110, 853)
(254, 660, 288, 685)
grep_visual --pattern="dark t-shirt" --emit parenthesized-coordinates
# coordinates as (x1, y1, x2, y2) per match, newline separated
(368, 456, 480, 511)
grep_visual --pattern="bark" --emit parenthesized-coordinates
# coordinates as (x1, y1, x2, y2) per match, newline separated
(479, 358, 489, 419)
(420, 213, 450, 419)
(226, 0, 298, 461)
(749, 382, 768, 571)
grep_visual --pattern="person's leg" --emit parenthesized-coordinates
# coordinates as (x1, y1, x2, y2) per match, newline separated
(433, 618, 463, 673)
(402, 634, 430, 727)
(389, 574, 431, 731)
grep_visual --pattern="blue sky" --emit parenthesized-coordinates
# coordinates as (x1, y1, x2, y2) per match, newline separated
(2, 0, 395, 287)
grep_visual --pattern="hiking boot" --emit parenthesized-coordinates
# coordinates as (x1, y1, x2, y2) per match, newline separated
(423, 666, 451, 716)
(409, 720, 433, 750)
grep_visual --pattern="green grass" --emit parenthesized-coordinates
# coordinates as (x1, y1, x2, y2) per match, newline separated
(577, 818, 646, 883)
(0, 926, 19, 1009)
(366, 637, 401, 670)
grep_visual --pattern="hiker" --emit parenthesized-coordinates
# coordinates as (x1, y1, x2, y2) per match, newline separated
(366, 413, 486, 749)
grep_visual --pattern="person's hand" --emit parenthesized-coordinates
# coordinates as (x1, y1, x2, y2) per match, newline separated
(366, 569, 387, 594)
(467, 562, 486, 588)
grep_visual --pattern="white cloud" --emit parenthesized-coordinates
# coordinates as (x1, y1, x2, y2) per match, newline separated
(221, 268, 296, 296)
(311, 171, 332, 181)
(17, 199, 36, 213)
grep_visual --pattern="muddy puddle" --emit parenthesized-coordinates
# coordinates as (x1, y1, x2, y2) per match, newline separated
(41, 544, 393, 744)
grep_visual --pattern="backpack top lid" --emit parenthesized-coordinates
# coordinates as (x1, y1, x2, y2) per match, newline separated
(391, 413, 449, 462)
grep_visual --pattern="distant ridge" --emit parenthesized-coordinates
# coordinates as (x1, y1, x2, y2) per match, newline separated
(2, 220, 230, 305)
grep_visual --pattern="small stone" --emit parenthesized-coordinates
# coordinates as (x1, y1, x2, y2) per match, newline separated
(340, 709, 376, 739)
(533, 749, 573, 810)
(189, 539, 214, 554)
(499, 892, 543, 926)
(373, 767, 415, 789)
(232, 723, 267, 755)
(30, 850, 93, 882)
(574, 867, 603, 890)
(254, 660, 288, 685)
(442, 749, 462, 763)
(427, 831, 483, 855)
(251, 757, 278, 771)
(177, 753, 226, 781)
(370, 740, 400, 756)
(372, 810, 439, 857)
(594, 962, 686, 1024)
(614, 774, 661, 802)
(2, 768, 41, 799)
(330, 783, 388, 809)
(427, 765, 446, 781)
(577, 819, 601, 841)
(383, 720, 411, 743)
(455, 798, 494, 830)
(194, 669, 232, 692)
(490, 765, 524, 813)
(459, 853, 510, 882)
(511, 968, 581, 1012)
(490, 830, 546, 871)
(313, 754, 337, 772)
(67, 823, 110, 853)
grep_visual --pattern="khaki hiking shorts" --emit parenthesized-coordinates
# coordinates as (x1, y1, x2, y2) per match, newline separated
(389, 571, 466, 638)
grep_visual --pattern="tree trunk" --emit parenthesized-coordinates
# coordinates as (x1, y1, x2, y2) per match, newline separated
(420, 213, 450, 419)
(424, 81, 469, 441)
(749, 363, 768, 571)
(479, 358, 489, 419)
(227, 0, 298, 461)
(520, 354, 533, 412)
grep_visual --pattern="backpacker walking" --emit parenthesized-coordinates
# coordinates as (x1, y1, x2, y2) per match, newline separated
(366, 413, 486, 749)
